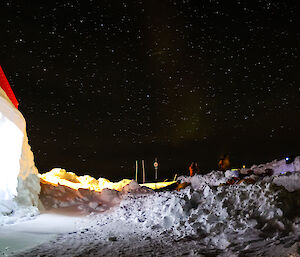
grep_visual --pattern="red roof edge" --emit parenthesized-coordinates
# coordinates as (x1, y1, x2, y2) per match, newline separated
(0, 66, 19, 109)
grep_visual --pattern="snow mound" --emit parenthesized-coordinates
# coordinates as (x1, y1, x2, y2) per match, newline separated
(111, 183, 284, 248)
(0, 88, 40, 225)
(250, 156, 300, 175)
(40, 180, 122, 214)
(80, 158, 300, 251)
(121, 180, 153, 194)
(39, 168, 152, 214)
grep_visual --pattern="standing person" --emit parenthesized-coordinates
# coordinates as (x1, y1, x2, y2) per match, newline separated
(218, 154, 230, 171)
(189, 162, 200, 176)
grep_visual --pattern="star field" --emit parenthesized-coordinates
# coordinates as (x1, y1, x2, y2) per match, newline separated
(0, 0, 299, 180)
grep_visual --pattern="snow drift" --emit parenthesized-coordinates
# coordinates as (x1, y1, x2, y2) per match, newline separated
(0, 87, 40, 224)
(69, 158, 299, 256)
(97, 172, 299, 244)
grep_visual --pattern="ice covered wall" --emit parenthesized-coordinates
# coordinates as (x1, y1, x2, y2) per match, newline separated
(0, 87, 40, 220)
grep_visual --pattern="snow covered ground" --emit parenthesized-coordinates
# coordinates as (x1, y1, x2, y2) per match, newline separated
(0, 213, 79, 256)
(1, 158, 300, 257)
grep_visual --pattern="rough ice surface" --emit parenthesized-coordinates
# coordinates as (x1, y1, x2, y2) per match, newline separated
(0, 88, 40, 225)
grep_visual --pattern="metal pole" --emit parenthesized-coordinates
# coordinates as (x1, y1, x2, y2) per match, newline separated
(135, 160, 138, 182)
(142, 160, 145, 184)
(154, 157, 158, 180)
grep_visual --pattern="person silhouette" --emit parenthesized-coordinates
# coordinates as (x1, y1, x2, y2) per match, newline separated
(189, 162, 200, 176)
(218, 154, 230, 171)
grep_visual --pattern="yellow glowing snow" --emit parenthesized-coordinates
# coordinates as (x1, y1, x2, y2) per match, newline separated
(39, 168, 132, 192)
(39, 168, 176, 192)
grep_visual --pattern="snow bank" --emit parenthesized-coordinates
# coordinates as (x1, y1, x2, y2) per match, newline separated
(40, 181, 122, 214)
(39, 168, 152, 214)
(0, 88, 40, 225)
(105, 182, 284, 249)
(79, 158, 300, 251)
(250, 156, 300, 175)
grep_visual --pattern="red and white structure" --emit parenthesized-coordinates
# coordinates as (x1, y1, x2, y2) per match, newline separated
(0, 66, 40, 222)
(0, 66, 19, 109)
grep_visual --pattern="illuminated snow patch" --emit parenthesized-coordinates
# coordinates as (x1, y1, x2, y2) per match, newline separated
(0, 112, 23, 200)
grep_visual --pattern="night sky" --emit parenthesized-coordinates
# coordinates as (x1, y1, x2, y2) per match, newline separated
(0, 0, 299, 181)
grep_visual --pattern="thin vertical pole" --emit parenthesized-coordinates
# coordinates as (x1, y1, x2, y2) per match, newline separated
(142, 160, 145, 184)
(135, 160, 138, 182)
(154, 157, 158, 180)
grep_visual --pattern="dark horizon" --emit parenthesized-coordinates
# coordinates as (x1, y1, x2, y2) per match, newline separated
(1, 0, 299, 181)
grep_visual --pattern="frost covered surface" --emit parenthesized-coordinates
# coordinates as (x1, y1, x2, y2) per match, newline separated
(0, 88, 40, 225)
(11, 158, 300, 257)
